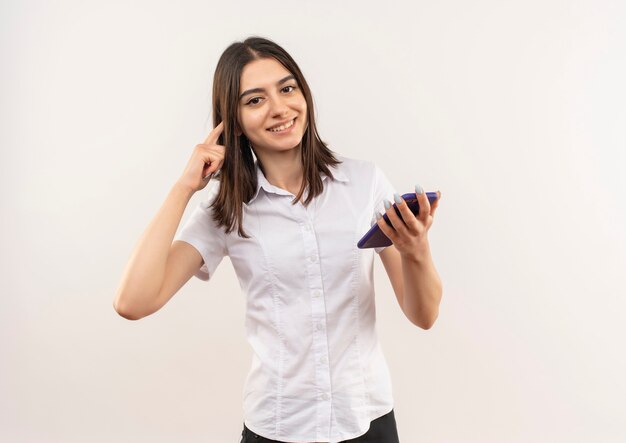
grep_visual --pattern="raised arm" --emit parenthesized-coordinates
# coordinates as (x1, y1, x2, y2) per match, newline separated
(113, 122, 225, 320)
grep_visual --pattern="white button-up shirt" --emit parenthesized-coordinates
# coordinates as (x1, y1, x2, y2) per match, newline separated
(174, 155, 397, 443)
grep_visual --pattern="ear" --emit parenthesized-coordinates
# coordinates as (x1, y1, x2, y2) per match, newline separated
(234, 122, 243, 137)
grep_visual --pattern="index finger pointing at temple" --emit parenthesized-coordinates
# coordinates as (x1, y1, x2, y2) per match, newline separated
(203, 120, 225, 145)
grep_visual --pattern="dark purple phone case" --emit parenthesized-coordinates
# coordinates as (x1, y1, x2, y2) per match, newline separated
(357, 192, 439, 249)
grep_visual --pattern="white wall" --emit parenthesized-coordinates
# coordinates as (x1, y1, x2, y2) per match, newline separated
(2, 0, 625, 441)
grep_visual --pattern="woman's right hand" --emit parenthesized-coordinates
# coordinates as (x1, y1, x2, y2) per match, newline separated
(176, 121, 226, 193)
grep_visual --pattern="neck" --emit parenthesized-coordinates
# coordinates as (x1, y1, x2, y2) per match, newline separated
(255, 145, 304, 194)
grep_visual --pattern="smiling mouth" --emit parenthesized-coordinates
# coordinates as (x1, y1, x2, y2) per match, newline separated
(267, 117, 296, 132)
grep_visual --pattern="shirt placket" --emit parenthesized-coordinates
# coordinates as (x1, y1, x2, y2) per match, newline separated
(297, 200, 332, 441)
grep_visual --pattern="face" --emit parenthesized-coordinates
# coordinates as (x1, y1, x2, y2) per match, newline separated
(236, 57, 308, 155)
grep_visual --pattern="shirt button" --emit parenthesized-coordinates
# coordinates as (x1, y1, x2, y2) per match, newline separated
(320, 356, 328, 364)
(322, 393, 330, 400)
(304, 224, 311, 231)
(316, 323, 323, 331)
(313, 290, 321, 297)
(309, 255, 318, 263)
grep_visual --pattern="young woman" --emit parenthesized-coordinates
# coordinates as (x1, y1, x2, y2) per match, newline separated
(114, 36, 442, 443)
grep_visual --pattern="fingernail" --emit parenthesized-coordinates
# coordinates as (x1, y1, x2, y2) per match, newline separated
(375, 212, 382, 220)
(384, 199, 391, 209)
(393, 192, 403, 204)
(415, 184, 423, 195)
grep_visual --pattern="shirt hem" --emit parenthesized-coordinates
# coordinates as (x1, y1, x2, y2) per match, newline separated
(243, 404, 394, 443)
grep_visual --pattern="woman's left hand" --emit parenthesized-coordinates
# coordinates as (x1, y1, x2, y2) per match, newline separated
(375, 186, 441, 260)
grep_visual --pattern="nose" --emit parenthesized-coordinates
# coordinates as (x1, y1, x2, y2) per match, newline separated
(269, 93, 290, 118)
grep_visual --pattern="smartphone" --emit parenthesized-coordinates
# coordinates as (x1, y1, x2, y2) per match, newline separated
(357, 191, 439, 249)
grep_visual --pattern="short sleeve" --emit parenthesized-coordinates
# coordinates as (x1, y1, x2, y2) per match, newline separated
(369, 163, 397, 254)
(173, 180, 227, 281)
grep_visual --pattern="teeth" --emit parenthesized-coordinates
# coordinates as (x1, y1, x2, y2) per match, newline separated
(268, 118, 295, 132)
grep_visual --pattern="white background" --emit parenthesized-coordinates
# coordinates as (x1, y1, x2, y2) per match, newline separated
(2, 0, 625, 442)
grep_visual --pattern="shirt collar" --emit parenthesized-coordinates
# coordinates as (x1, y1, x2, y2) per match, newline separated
(246, 159, 349, 206)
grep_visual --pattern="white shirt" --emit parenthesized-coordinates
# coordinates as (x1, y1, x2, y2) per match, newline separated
(174, 154, 398, 443)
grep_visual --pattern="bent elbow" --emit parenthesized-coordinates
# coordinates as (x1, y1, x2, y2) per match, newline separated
(113, 299, 144, 321)
(410, 311, 438, 330)
(422, 312, 439, 330)
(421, 319, 436, 330)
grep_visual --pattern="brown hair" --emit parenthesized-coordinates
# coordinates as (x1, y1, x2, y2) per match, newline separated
(210, 36, 342, 238)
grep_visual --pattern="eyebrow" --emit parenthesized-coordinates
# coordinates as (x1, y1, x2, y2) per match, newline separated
(239, 74, 296, 100)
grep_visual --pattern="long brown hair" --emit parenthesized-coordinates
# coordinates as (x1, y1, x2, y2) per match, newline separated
(210, 36, 342, 238)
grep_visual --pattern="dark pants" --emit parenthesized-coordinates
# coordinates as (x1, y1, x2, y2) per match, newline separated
(240, 409, 400, 442)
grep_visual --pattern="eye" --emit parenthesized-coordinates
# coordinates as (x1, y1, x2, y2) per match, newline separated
(244, 85, 297, 106)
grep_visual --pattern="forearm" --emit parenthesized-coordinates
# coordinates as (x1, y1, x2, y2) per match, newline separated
(114, 181, 195, 316)
(400, 243, 442, 329)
